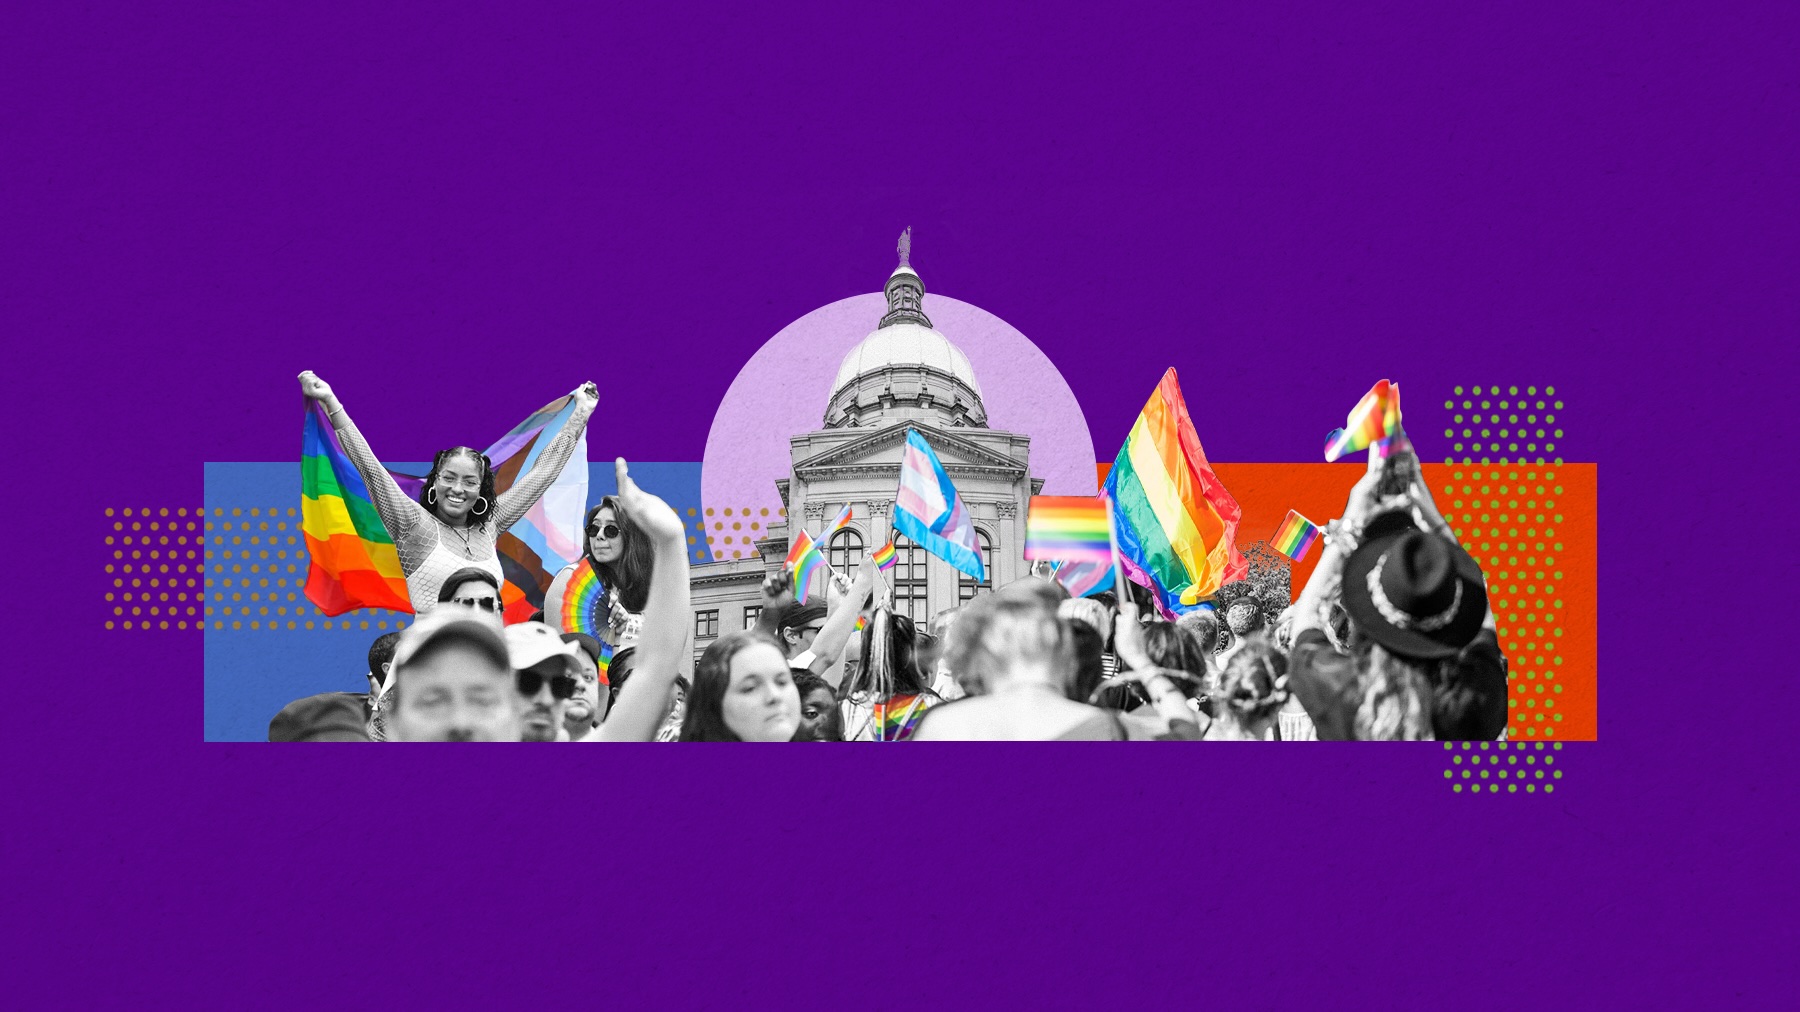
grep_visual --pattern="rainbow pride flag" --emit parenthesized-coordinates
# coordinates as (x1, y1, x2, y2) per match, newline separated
(871, 540, 897, 572)
(822, 504, 854, 541)
(1053, 558, 1113, 599)
(1270, 509, 1322, 562)
(1324, 380, 1403, 462)
(1024, 496, 1112, 563)
(302, 402, 411, 615)
(786, 529, 831, 602)
(872, 693, 931, 742)
(1101, 368, 1246, 617)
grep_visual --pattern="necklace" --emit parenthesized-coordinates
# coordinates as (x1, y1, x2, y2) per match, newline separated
(443, 520, 477, 557)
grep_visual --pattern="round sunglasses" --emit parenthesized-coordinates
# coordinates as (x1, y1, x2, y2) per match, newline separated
(588, 523, 622, 540)
(452, 597, 500, 613)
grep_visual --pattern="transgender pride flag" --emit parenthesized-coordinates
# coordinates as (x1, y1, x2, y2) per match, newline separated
(893, 429, 985, 583)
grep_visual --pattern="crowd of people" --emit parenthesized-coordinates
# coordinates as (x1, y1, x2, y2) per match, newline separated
(271, 372, 1509, 742)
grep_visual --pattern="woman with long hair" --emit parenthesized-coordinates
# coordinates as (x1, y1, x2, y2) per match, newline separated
(678, 630, 802, 742)
(543, 495, 659, 700)
(1287, 425, 1501, 740)
(297, 371, 597, 614)
(560, 459, 693, 742)
(839, 609, 942, 741)
(1207, 637, 1290, 740)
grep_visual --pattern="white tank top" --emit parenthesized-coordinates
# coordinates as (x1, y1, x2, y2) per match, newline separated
(407, 529, 505, 616)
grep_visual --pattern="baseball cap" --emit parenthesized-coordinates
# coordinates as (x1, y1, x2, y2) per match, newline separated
(269, 693, 371, 742)
(504, 621, 582, 674)
(392, 607, 511, 672)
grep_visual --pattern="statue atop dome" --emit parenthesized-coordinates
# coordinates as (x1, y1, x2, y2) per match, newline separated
(825, 232, 984, 429)
(880, 227, 931, 330)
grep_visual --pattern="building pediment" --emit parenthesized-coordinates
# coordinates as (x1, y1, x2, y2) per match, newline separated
(792, 421, 1025, 476)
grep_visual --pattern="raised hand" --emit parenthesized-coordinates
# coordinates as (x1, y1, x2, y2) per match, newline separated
(573, 381, 599, 410)
(761, 569, 794, 603)
(614, 458, 684, 546)
(298, 371, 335, 402)
(1113, 599, 1154, 671)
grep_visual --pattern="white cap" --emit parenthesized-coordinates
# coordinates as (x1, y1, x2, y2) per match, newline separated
(503, 621, 582, 674)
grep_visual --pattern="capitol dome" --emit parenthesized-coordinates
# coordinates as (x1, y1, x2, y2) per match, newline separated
(824, 231, 988, 429)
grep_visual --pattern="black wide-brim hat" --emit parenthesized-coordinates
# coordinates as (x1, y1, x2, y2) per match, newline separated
(1341, 509, 1488, 660)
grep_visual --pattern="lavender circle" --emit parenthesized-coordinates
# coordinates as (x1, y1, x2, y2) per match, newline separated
(702, 292, 1097, 533)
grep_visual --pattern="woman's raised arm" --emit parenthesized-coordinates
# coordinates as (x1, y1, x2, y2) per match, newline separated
(492, 382, 598, 534)
(299, 371, 422, 540)
(595, 458, 691, 742)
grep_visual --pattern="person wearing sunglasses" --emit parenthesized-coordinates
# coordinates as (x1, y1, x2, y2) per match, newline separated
(543, 496, 658, 703)
(503, 622, 585, 742)
(436, 567, 506, 628)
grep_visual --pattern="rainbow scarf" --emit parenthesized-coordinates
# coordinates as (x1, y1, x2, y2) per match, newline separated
(871, 540, 897, 571)
(872, 693, 931, 742)
(1271, 509, 1322, 562)
(785, 529, 830, 601)
(1025, 495, 1112, 563)
(1101, 368, 1246, 618)
(301, 402, 411, 614)
(1324, 380, 1403, 462)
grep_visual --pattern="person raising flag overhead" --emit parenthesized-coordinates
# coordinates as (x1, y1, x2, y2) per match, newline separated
(893, 428, 985, 583)
(299, 372, 594, 619)
(1102, 368, 1246, 617)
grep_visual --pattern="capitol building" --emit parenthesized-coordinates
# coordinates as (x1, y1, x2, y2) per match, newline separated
(689, 235, 1044, 657)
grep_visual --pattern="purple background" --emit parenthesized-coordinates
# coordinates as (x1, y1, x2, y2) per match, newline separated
(6, 3, 1793, 1007)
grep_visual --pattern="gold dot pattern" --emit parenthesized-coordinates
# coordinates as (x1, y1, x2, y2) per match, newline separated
(105, 505, 407, 632)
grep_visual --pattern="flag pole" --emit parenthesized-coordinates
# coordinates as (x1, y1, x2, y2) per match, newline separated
(1102, 492, 1132, 604)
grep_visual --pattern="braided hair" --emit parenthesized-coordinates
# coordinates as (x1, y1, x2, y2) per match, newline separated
(418, 447, 498, 530)
(1219, 636, 1289, 726)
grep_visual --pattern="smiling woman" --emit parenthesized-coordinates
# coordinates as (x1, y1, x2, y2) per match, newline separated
(298, 370, 599, 613)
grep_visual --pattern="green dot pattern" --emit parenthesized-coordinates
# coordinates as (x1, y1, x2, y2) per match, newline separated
(1443, 740, 1567, 795)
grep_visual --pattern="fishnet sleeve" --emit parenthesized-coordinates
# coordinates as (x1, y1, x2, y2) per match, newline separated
(328, 408, 423, 540)
(493, 398, 594, 533)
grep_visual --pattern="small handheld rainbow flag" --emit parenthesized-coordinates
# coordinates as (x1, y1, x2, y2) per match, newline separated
(1271, 509, 1322, 562)
(785, 529, 831, 602)
(822, 504, 854, 540)
(872, 693, 932, 742)
(1324, 380, 1403, 462)
(1052, 558, 1113, 598)
(1024, 496, 1113, 563)
(871, 540, 898, 572)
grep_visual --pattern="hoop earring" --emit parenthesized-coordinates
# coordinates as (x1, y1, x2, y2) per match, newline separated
(426, 487, 437, 505)
(472, 496, 489, 515)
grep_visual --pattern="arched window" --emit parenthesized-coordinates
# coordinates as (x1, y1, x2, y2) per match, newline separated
(958, 528, 995, 604)
(826, 527, 864, 580)
(892, 540, 930, 621)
